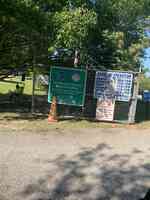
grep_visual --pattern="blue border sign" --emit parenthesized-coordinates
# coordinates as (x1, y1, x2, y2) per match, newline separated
(94, 71, 133, 102)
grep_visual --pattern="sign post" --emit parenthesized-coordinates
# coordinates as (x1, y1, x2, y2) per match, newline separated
(128, 74, 139, 124)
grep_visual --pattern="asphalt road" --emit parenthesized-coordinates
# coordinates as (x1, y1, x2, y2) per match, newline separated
(0, 128, 150, 200)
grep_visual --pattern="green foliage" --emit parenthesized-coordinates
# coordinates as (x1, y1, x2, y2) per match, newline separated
(53, 7, 97, 49)
(0, 0, 150, 74)
(93, 0, 150, 70)
(0, 0, 49, 73)
(139, 75, 150, 91)
(48, 0, 150, 69)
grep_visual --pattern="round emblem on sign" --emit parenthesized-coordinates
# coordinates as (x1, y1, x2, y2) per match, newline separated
(72, 73, 80, 82)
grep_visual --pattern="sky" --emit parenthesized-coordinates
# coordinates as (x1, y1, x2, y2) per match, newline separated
(143, 48, 150, 74)
(142, 31, 150, 76)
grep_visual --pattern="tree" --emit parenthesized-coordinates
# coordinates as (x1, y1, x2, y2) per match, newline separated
(90, 0, 150, 70)
(49, 0, 150, 70)
(51, 6, 97, 65)
(0, 0, 150, 75)
(0, 0, 49, 78)
(139, 75, 150, 91)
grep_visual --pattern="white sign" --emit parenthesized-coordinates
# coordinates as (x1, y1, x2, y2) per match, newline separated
(96, 99, 115, 121)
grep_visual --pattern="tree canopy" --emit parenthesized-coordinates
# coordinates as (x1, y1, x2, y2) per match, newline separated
(0, 0, 150, 77)
(0, 0, 49, 78)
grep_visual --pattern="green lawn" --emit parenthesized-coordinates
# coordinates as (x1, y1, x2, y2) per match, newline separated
(0, 81, 16, 94)
(0, 112, 122, 132)
(0, 112, 150, 132)
(0, 76, 47, 95)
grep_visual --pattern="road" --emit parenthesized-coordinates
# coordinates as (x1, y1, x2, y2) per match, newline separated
(0, 128, 150, 200)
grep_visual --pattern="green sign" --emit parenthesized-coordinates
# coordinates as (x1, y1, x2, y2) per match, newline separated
(48, 67, 87, 106)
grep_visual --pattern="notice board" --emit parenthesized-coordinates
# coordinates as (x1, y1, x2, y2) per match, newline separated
(94, 71, 133, 102)
(48, 67, 87, 106)
(96, 99, 115, 121)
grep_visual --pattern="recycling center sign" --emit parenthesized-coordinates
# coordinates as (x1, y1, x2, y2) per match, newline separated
(48, 67, 87, 106)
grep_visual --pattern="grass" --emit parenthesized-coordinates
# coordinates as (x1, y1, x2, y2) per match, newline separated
(135, 120, 150, 129)
(0, 81, 16, 94)
(0, 112, 149, 133)
(0, 76, 46, 95)
(0, 77, 149, 132)
(0, 76, 32, 95)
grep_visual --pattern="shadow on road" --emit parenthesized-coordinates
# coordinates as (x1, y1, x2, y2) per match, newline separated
(20, 143, 150, 200)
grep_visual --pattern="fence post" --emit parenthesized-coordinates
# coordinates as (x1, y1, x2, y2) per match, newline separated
(31, 48, 36, 114)
(31, 68, 36, 114)
(128, 74, 139, 124)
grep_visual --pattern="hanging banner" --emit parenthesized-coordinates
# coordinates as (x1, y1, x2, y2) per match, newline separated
(48, 67, 87, 106)
(94, 71, 133, 102)
(96, 99, 115, 121)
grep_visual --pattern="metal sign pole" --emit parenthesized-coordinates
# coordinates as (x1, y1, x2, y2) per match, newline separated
(31, 49, 36, 114)
(128, 74, 139, 124)
(31, 68, 36, 114)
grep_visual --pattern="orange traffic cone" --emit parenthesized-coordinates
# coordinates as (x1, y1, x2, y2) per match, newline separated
(48, 96, 58, 123)
(112, 123, 117, 128)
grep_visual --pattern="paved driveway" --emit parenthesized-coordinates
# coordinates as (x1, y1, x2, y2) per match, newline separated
(0, 128, 150, 200)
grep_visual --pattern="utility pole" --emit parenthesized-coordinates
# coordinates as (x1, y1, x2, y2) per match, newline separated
(74, 49, 80, 67)
(128, 74, 139, 124)
(31, 48, 36, 114)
